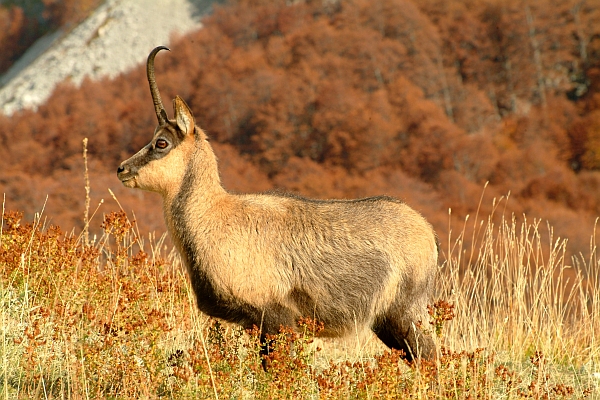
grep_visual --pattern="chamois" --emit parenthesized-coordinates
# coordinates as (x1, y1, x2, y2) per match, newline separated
(117, 46, 438, 362)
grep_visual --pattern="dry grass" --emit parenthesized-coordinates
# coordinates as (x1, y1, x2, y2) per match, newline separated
(1, 193, 599, 398)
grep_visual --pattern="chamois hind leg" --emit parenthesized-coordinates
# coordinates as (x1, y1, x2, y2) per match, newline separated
(373, 303, 435, 362)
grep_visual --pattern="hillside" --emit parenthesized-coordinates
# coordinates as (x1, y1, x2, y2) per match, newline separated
(0, 0, 215, 115)
(1, 0, 600, 264)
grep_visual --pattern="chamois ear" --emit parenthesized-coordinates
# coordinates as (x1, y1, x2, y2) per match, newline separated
(173, 96, 195, 136)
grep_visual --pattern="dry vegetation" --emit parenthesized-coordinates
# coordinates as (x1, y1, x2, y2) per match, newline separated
(1, 194, 598, 398)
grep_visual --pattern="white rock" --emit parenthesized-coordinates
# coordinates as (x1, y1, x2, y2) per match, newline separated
(0, 0, 215, 116)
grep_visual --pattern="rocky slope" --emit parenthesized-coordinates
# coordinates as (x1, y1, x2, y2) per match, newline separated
(0, 0, 217, 116)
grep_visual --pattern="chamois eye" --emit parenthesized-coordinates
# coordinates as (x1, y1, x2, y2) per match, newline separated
(155, 139, 168, 149)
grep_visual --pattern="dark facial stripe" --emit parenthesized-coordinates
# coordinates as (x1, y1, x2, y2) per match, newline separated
(121, 122, 188, 175)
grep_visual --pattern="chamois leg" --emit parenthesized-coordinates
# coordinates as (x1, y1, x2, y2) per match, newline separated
(373, 305, 435, 362)
(256, 305, 298, 370)
(259, 333, 274, 371)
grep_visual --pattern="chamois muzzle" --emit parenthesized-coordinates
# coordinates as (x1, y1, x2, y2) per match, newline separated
(117, 161, 139, 188)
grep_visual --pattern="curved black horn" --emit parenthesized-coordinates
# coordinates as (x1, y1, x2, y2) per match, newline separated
(147, 46, 170, 125)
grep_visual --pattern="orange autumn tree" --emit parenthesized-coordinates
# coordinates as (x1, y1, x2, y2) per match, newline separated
(1, 0, 600, 257)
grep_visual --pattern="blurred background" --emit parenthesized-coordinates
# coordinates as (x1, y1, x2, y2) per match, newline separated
(1, 0, 599, 269)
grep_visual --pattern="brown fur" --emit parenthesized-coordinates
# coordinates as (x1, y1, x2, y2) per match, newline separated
(117, 47, 438, 361)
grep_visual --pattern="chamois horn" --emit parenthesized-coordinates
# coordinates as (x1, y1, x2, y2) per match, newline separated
(147, 46, 170, 125)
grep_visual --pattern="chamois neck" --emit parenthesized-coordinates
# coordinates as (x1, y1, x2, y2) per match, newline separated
(190, 141, 226, 196)
(163, 141, 226, 215)
(162, 141, 227, 265)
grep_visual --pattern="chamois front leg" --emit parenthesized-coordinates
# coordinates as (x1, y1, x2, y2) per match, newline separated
(256, 304, 298, 371)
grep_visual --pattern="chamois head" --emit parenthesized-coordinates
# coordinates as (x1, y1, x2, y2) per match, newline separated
(117, 46, 205, 197)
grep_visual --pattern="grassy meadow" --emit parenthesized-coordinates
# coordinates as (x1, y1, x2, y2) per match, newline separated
(1, 191, 599, 399)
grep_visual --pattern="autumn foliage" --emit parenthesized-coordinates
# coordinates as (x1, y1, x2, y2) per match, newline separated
(2, 0, 600, 258)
